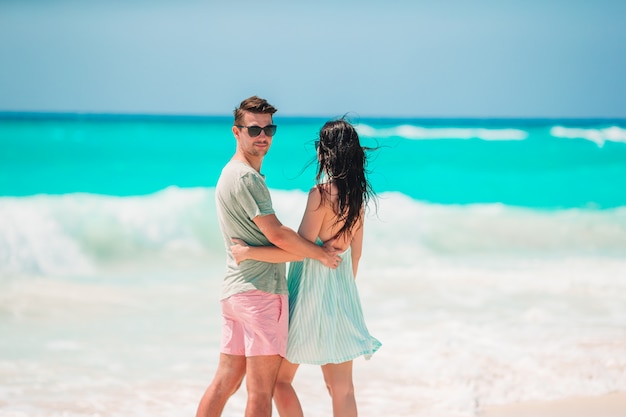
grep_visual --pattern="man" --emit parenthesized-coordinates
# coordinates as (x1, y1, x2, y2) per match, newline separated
(195, 96, 341, 417)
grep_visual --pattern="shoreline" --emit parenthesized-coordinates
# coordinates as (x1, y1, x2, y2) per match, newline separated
(481, 392, 626, 417)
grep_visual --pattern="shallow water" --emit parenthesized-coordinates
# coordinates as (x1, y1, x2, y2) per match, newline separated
(1, 189, 625, 416)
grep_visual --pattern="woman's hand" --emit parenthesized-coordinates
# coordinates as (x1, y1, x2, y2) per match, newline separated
(230, 238, 250, 264)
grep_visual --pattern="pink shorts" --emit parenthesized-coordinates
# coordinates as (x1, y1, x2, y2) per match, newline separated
(220, 290, 288, 357)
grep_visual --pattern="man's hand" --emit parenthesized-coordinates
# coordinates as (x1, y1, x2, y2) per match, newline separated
(230, 238, 249, 265)
(320, 238, 342, 269)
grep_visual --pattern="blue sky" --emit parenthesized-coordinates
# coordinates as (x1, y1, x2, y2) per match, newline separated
(1, 0, 625, 118)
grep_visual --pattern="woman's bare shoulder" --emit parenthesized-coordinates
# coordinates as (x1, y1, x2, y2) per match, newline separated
(314, 182, 339, 197)
(306, 184, 337, 222)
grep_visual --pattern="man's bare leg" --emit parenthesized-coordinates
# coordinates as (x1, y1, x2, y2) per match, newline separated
(273, 360, 303, 417)
(321, 361, 357, 417)
(244, 354, 283, 417)
(196, 353, 246, 417)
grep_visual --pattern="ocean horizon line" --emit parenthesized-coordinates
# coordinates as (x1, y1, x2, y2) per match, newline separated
(1, 110, 625, 126)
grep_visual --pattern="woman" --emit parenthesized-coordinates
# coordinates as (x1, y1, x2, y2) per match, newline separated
(231, 118, 381, 417)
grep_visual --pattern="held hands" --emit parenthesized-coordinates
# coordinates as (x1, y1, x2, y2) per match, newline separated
(230, 238, 250, 265)
(321, 238, 343, 270)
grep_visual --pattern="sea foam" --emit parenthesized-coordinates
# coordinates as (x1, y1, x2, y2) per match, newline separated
(2, 188, 625, 277)
(550, 125, 626, 146)
(356, 124, 529, 141)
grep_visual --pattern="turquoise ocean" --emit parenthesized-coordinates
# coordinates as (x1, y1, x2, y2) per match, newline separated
(1, 114, 626, 416)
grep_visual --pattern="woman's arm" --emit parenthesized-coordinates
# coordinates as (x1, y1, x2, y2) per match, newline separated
(350, 219, 364, 278)
(297, 186, 327, 242)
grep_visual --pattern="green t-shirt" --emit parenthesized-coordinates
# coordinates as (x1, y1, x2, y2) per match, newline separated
(215, 160, 287, 299)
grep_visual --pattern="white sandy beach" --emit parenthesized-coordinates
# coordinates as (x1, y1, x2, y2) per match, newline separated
(481, 392, 626, 417)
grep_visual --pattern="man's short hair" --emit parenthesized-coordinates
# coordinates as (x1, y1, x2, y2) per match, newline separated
(234, 96, 277, 125)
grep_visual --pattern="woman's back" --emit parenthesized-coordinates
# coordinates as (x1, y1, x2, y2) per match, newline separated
(310, 182, 363, 253)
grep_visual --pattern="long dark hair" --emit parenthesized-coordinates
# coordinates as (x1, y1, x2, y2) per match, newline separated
(315, 118, 375, 239)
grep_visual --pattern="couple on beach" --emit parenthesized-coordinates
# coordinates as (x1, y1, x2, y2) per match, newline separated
(195, 96, 381, 417)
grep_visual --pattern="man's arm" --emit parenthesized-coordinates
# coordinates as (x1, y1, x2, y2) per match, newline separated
(253, 213, 339, 268)
(230, 238, 302, 264)
(231, 186, 340, 267)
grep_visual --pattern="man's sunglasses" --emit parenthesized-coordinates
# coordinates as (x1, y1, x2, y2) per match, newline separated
(236, 124, 277, 137)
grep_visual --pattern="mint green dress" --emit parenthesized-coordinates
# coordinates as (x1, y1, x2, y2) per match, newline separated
(285, 246, 381, 365)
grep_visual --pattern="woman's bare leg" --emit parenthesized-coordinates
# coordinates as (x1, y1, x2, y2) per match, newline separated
(321, 361, 357, 417)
